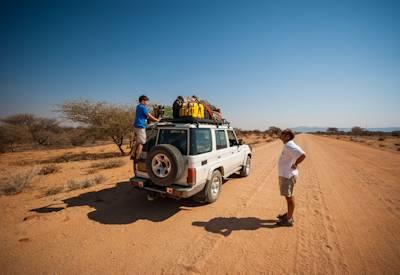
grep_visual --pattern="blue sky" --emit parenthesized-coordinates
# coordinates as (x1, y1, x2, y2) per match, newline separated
(1, 0, 399, 129)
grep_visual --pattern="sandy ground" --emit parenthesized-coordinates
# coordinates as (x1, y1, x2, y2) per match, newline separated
(0, 134, 399, 274)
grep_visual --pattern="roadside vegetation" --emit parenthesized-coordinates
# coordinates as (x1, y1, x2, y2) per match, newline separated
(313, 127, 400, 152)
(0, 169, 38, 195)
(236, 126, 282, 145)
(43, 175, 106, 197)
(38, 164, 60, 175)
(87, 159, 125, 174)
(0, 100, 136, 155)
(67, 175, 105, 191)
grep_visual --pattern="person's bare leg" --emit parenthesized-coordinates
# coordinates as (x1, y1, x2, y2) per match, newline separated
(131, 141, 137, 159)
(286, 196, 295, 219)
(132, 142, 139, 175)
(135, 144, 143, 160)
(133, 144, 143, 175)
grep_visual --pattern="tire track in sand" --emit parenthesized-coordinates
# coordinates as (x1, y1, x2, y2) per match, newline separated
(172, 141, 282, 273)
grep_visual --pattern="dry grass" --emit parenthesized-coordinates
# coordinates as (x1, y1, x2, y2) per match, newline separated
(0, 169, 38, 195)
(325, 135, 400, 152)
(89, 159, 125, 170)
(44, 174, 105, 196)
(38, 164, 60, 175)
(67, 175, 105, 191)
(44, 186, 65, 196)
(42, 152, 122, 164)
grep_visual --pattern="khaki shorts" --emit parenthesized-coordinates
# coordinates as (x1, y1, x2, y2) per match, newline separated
(279, 176, 297, 197)
(134, 128, 146, 145)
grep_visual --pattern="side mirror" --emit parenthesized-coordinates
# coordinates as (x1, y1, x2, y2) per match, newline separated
(238, 139, 243, 145)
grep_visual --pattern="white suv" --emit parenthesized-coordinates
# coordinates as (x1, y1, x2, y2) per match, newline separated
(130, 118, 252, 203)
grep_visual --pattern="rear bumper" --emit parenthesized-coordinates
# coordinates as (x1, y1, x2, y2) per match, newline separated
(130, 176, 205, 198)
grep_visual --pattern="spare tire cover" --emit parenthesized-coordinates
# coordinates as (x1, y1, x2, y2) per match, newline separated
(146, 144, 185, 186)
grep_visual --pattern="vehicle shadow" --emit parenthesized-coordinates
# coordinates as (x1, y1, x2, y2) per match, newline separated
(30, 181, 203, 225)
(192, 217, 279, 236)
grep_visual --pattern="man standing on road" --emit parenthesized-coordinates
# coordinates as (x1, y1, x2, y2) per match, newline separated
(277, 129, 306, 227)
(131, 95, 160, 175)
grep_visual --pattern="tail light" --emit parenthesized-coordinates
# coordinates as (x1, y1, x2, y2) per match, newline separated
(187, 168, 196, 186)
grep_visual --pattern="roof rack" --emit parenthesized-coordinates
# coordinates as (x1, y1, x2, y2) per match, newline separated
(160, 118, 230, 128)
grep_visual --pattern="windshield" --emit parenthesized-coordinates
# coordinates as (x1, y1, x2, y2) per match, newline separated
(158, 129, 188, 155)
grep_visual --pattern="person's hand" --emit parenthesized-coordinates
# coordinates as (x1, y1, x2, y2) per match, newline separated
(291, 164, 297, 169)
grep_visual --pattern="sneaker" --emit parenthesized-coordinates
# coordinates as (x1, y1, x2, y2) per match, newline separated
(277, 213, 287, 220)
(276, 217, 294, 227)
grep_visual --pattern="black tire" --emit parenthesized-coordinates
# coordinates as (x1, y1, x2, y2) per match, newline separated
(146, 144, 185, 186)
(240, 155, 251, 177)
(205, 170, 222, 203)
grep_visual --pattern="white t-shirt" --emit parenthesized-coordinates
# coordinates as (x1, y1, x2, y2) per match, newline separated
(278, 140, 305, 179)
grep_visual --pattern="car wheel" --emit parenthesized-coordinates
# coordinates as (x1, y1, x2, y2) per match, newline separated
(146, 144, 184, 186)
(205, 170, 222, 203)
(240, 156, 251, 177)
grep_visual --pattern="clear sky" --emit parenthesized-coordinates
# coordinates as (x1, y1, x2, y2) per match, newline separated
(1, 0, 399, 130)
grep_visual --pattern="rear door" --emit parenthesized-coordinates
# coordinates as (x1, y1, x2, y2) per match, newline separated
(188, 128, 215, 185)
(157, 128, 189, 184)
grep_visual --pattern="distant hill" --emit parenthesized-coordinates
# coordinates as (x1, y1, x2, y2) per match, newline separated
(291, 126, 400, 133)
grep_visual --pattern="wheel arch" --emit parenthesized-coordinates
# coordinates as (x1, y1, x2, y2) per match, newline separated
(207, 166, 224, 180)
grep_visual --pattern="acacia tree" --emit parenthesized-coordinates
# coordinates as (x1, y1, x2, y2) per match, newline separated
(1, 113, 60, 146)
(0, 124, 30, 152)
(267, 126, 282, 136)
(57, 100, 134, 154)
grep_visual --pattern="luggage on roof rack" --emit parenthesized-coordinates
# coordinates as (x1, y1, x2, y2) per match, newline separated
(172, 95, 224, 123)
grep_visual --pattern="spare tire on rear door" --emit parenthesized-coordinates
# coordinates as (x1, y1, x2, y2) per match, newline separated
(146, 144, 185, 186)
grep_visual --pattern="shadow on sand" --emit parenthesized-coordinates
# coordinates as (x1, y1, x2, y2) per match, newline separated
(192, 217, 279, 236)
(30, 181, 203, 225)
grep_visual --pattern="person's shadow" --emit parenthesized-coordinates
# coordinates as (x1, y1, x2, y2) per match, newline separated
(192, 217, 279, 236)
(30, 181, 203, 225)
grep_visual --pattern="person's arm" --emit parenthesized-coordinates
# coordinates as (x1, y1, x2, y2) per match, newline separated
(292, 154, 306, 169)
(147, 113, 160, 122)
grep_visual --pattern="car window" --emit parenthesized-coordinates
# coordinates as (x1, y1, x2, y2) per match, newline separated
(142, 128, 158, 152)
(227, 130, 238, 147)
(190, 128, 212, 155)
(158, 129, 188, 155)
(215, 130, 228, 150)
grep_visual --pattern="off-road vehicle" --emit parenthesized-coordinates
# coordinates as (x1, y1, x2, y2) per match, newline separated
(130, 118, 252, 203)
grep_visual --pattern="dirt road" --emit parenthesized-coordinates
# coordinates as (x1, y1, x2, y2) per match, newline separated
(1, 134, 399, 274)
